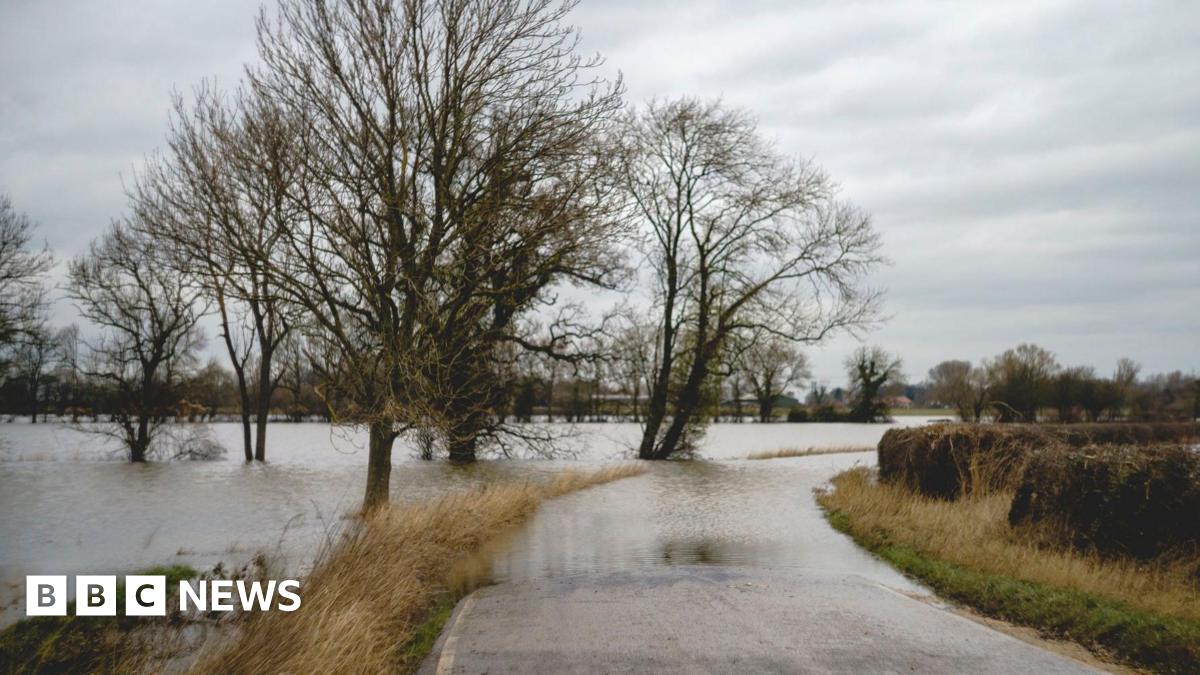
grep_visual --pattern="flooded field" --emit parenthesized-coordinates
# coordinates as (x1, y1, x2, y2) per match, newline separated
(0, 419, 935, 623)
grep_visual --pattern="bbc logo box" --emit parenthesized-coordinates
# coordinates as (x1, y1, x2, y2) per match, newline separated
(26, 575, 166, 616)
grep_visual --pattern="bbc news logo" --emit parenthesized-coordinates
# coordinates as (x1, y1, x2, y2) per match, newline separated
(26, 575, 302, 616)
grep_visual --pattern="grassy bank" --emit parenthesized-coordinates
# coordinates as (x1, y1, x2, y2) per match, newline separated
(746, 445, 873, 460)
(193, 465, 645, 674)
(888, 407, 956, 417)
(0, 565, 200, 674)
(818, 468, 1200, 673)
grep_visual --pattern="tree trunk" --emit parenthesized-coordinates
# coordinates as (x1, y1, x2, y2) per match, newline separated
(643, 349, 711, 460)
(131, 417, 150, 462)
(638, 404, 665, 459)
(240, 409, 253, 462)
(448, 435, 477, 463)
(363, 422, 395, 512)
(253, 353, 272, 461)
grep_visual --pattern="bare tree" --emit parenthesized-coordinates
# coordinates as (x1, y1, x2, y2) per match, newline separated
(610, 311, 657, 422)
(620, 98, 883, 459)
(8, 321, 58, 423)
(846, 346, 902, 423)
(1113, 357, 1141, 417)
(133, 85, 299, 462)
(986, 343, 1058, 423)
(927, 359, 991, 422)
(66, 221, 205, 461)
(241, 0, 625, 508)
(742, 335, 810, 423)
(0, 195, 52, 354)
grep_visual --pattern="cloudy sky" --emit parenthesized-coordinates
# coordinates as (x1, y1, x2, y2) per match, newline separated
(1, 0, 1197, 386)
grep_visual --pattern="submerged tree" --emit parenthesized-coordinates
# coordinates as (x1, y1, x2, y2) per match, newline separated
(134, 85, 300, 462)
(621, 98, 883, 459)
(245, 0, 625, 508)
(846, 346, 902, 423)
(66, 222, 205, 461)
(742, 335, 810, 423)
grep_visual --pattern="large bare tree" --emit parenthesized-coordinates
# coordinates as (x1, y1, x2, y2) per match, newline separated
(66, 221, 206, 461)
(620, 99, 883, 459)
(242, 0, 624, 508)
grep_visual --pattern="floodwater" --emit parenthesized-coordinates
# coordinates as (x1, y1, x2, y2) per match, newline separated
(467, 453, 927, 595)
(0, 418, 935, 624)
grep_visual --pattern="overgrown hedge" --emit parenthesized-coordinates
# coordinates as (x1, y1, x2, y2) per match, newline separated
(1008, 444, 1200, 558)
(877, 422, 1200, 499)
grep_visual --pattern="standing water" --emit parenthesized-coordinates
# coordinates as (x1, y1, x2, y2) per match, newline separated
(0, 418, 937, 624)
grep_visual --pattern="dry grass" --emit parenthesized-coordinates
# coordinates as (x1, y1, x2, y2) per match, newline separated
(818, 468, 1200, 621)
(746, 445, 873, 460)
(191, 464, 645, 674)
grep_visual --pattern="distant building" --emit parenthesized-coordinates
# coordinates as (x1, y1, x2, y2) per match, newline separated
(885, 395, 914, 409)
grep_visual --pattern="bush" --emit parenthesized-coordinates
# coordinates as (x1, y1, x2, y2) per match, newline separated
(786, 406, 808, 423)
(877, 422, 1200, 499)
(1009, 444, 1200, 558)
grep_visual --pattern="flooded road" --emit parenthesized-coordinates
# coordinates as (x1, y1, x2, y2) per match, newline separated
(478, 453, 921, 592)
(0, 419, 935, 624)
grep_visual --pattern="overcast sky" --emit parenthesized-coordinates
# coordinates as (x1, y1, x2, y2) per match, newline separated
(1, 0, 1197, 387)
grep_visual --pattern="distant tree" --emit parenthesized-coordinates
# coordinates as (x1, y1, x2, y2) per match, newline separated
(986, 344, 1058, 423)
(611, 312, 656, 422)
(1112, 357, 1141, 417)
(187, 359, 239, 420)
(846, 346, 902, 422)
(622, 98, 883, 459)
(47, 325, 84, 418)
(512, 377, 538, 423)
(1050, 366, 1094, 423)
(67, 221, 205, 461)
(1077, 376, 1121, 422)
(807, 382, 830, 406)
(742, 336, 810, 423)
(7, 321, 58, 423)
(927, 359, 991, 422)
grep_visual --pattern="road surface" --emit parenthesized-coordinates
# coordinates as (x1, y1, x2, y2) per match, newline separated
(420, 566, 1100, 674)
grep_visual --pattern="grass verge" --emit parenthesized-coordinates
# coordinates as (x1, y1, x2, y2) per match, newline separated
(746, 446, 873, 460)
(818, 468, 1200, 673)
(192, 464, 645, 674)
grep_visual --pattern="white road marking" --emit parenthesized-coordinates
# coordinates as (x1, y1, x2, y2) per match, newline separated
(435, 594, 477, 675)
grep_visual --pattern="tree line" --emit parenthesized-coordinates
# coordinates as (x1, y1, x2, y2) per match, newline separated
(927, 345, 1198, 424)
(0, 0, 885, 509)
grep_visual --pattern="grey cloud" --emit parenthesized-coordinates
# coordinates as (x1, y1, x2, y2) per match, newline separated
(1, 0, 1196, 385)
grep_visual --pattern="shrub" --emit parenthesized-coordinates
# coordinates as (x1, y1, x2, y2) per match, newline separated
(877, 422, 1200, 499)
(786, 406, 808, 423)
(1009, 444, 1200, 558)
